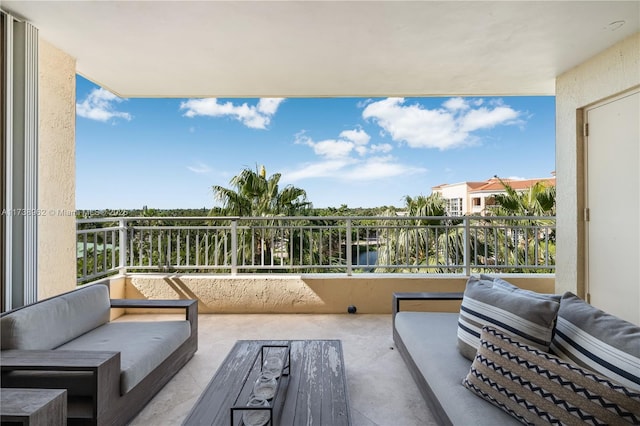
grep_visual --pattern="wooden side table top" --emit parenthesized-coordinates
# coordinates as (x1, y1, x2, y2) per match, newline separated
(183, 340, 351, 426)
(1, 388, 67, 426)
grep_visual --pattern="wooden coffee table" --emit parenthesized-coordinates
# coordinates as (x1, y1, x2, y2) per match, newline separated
(182, 340, 351, 426)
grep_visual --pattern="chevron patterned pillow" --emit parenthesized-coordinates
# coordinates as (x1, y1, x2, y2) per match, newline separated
(463, 326, 640, 425)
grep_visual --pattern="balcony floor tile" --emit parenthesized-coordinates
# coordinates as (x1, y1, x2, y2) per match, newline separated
(122, 313, 437, 426)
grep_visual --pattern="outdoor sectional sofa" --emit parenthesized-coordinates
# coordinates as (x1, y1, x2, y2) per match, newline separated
(393, 275, 640, 425)
(0, 283, 198, 425)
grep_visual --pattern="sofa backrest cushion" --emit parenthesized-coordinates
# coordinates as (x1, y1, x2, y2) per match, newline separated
(457, 276, 561, 360)
(550, 292, 640, 392)
(1, 284, 111, 350)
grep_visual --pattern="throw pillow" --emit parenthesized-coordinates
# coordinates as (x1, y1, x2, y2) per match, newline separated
(479, 274, 519, 290)
(457, 276, 560, 360)
(479, 274, 562, 302)
(550, 292, 640, 392)
(463, 326, 640, 425)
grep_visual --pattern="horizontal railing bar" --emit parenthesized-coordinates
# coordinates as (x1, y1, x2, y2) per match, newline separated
(76, 215, 556, 283)
(77, 268, 120, 282)
(129, 225, 239, 231)
(77, 215, 555, 223)
(76, 226, 122, 234)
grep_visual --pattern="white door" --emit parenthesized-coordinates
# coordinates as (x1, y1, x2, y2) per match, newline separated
(585, 89, 640, 325)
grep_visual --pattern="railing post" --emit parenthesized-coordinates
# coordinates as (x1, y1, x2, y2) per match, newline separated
(464, 216, 471, 276)
(231, 219, 238, 275)
(119, 218, 127, 275)
(346, 218, 352, 276)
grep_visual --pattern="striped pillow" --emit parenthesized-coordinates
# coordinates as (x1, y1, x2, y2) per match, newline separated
(457, 276, 560, 360)
(550, 292, 640, 392)
(463, 326, 640, 425)
(480, 274, 562, 301)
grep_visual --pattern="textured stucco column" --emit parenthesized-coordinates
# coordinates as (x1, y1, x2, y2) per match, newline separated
(38, 38, 77, 299)
(555, 33, 639, 297)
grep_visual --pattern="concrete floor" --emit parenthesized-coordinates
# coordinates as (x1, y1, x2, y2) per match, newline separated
(123, 313, 438, 426)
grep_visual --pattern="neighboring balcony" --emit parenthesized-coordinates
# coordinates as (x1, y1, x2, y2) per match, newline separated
(76, 216, 556, 314)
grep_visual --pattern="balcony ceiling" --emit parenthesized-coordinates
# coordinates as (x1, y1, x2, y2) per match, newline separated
(3, 1, 639, 98)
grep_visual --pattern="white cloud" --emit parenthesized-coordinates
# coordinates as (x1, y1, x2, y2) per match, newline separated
(286, 156, 425, 182)
(355, 146, 368, 156)
(288, 129, 425, 182)
(339, 129, 370, 145)
(362, 97, 523, 150)
(295, 129, 371, 159)
(187, 162, 212, 174)
(285, 159, 356, 180)
(443, 97, 469, 111)
(257, 98, 284, 115)
(460, 106, 520, 132)
(356, 99, 374, 108)
(370, 143, 393, 153)
(341, 156, 424, 181)
(313, 139, 355, 159)
(76, 88, 132, 122)
(180, 98, 285, 129)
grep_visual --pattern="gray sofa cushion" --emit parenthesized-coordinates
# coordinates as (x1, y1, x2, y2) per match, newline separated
(0, 284, 110, 350)
(551, 292, 640, 391)
(395, 311, 520, 425)
(55, 320, 191, 394)
(457, 276, 560, 360)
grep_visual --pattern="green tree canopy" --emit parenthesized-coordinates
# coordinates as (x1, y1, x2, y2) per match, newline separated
(490, 177, 556, 216)
(402, 193, 447, 217)
(212, 165, 312, 216)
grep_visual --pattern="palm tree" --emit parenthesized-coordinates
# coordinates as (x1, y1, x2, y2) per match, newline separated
(489, 177, 556, 216)
(212, 165, 311, 216)
(210, 165, 312, 270)
(485, 177, 556, 272)
(377, 193, 465, 272)
(401, 194, 447, 218)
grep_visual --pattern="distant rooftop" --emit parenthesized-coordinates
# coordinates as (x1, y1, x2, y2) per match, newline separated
(433, 176, 556, 193)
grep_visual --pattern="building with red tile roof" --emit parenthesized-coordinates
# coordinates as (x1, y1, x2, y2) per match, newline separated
(432, 175, 556, 216)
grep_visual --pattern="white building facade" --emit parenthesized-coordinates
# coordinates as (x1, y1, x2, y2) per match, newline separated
(432, 177, 556, 216)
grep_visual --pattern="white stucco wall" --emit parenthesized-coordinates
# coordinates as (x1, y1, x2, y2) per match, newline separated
(434, 183, 469, 214)
(38, 38, 77, 299)
(555, 32, 640, 296)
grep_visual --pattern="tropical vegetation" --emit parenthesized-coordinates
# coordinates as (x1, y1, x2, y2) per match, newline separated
(489, 177, 556, 216)
(374, 178, 556, 274)
(482, 177, 556, 272)
(76, 169, 556, 280)
(212, 165, 311, 217)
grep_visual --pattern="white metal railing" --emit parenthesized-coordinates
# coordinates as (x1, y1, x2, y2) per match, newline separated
(76, 215, 556, 283)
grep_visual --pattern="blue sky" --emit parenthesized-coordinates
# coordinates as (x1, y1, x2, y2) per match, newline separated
(76, 75, 555, 210)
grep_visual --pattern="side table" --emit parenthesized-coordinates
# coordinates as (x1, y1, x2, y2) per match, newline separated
(1, 388, 67, 426)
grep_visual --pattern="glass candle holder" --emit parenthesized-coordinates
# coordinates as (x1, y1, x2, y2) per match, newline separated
(253, 371, 277, 400)
(242, 396, 270, 426)
(263, 355, 284, 378)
